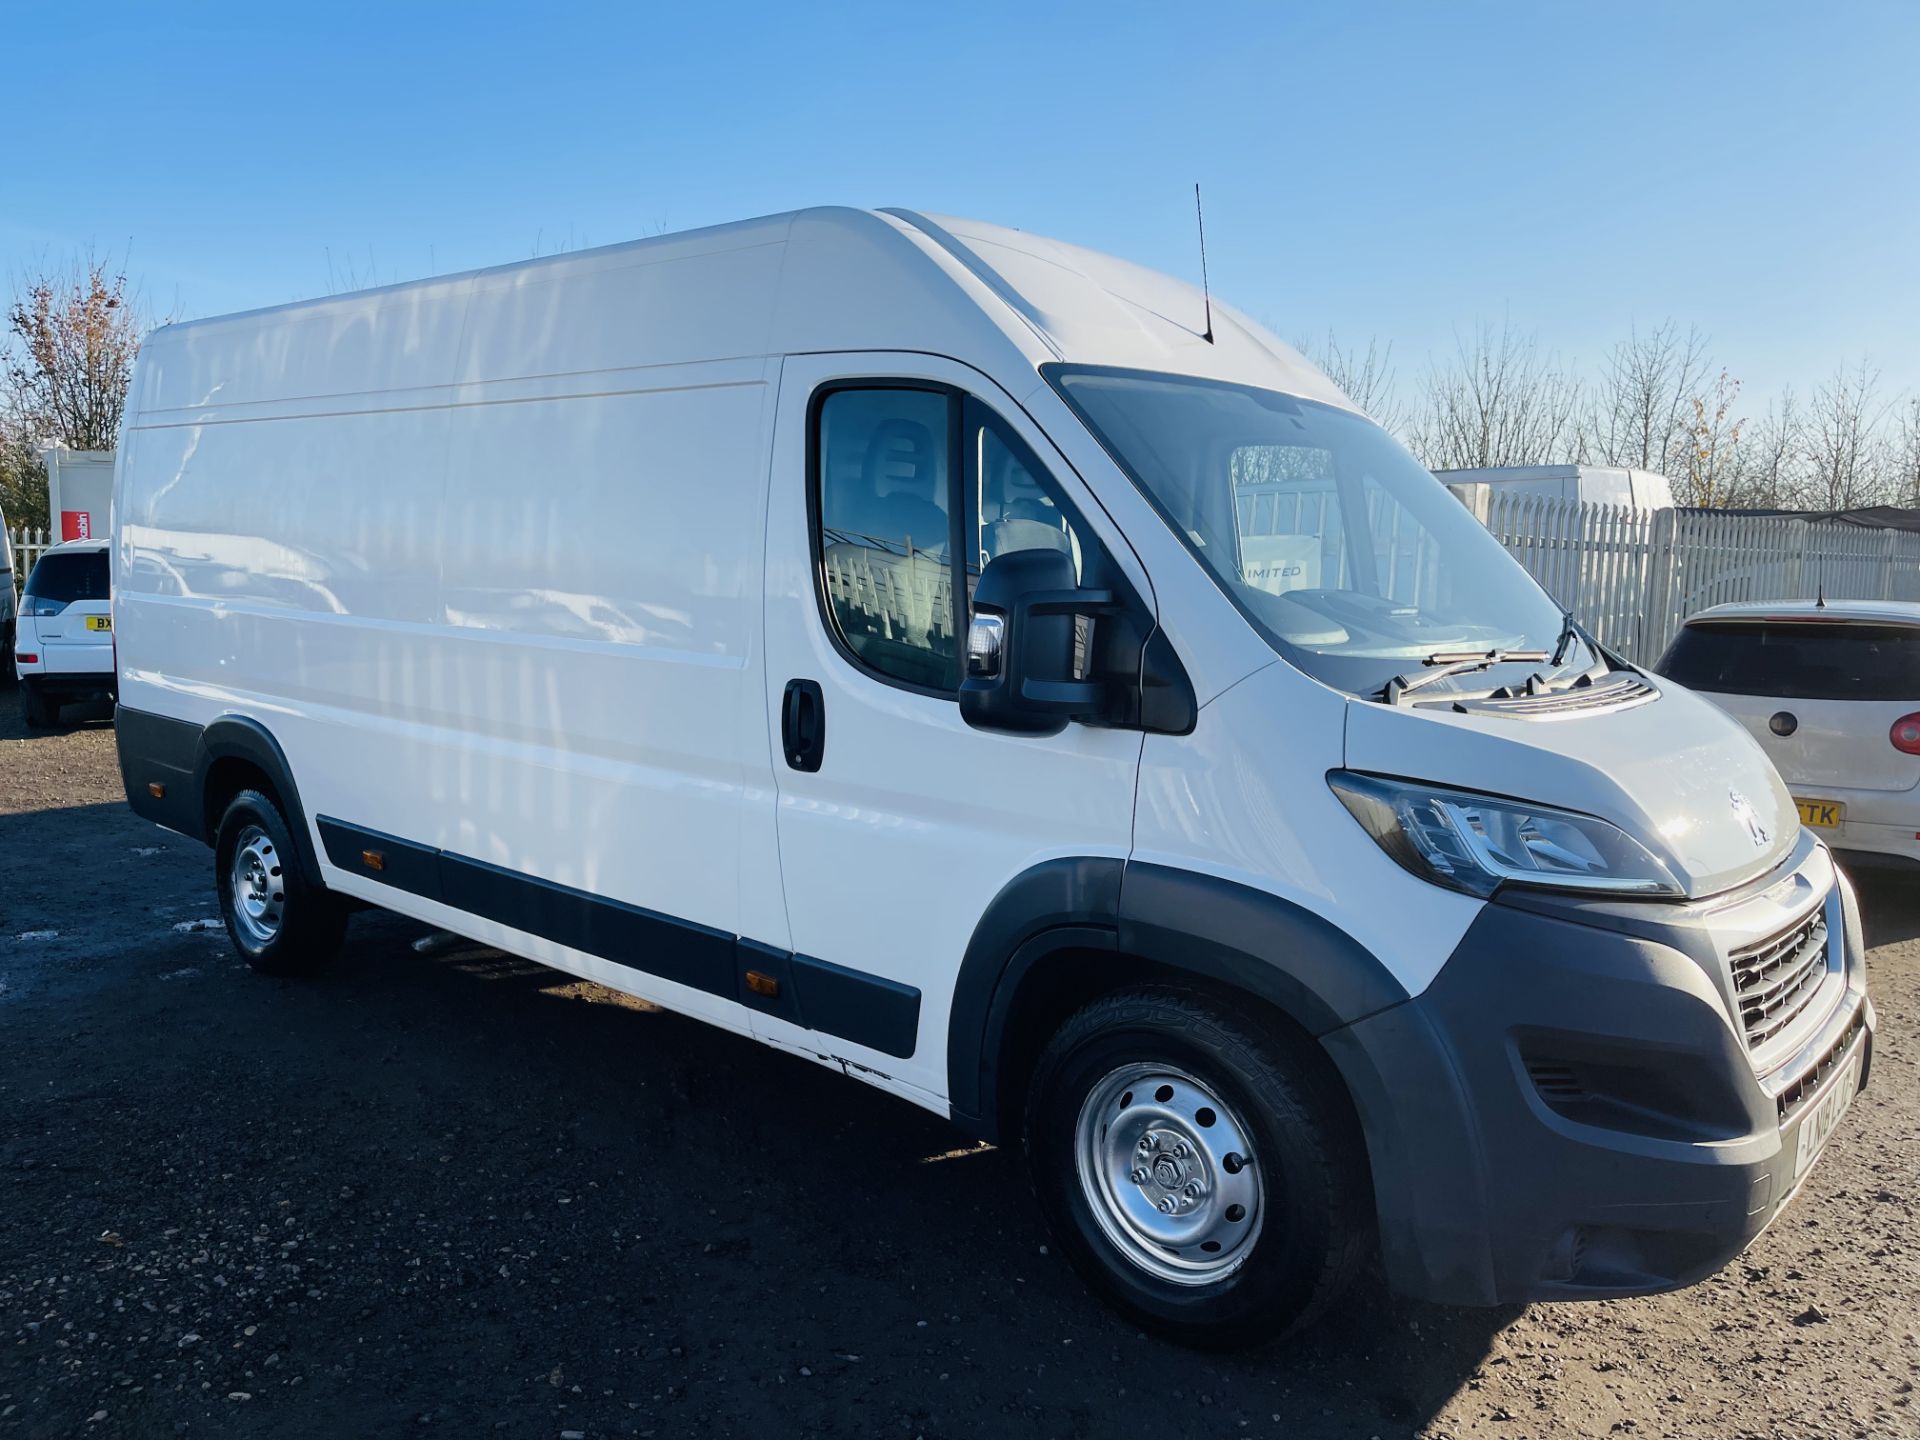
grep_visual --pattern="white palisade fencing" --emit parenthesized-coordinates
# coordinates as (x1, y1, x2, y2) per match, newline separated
(7, 527, 54, 590)
(1469, 493, 1920, 662)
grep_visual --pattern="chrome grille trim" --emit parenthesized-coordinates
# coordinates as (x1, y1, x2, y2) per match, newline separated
(1731, 910, 1830, 1049)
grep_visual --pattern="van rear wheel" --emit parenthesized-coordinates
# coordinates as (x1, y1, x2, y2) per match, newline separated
(1024, 987, 1371, 1350)
(214, 789, 346, 975)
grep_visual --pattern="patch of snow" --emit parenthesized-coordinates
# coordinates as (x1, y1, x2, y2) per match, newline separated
(13, 930, 58, 942)
(159, 967, 202, 981)
(171, 918, 222, 933)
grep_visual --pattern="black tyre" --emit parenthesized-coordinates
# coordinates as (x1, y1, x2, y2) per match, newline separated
(20, 683, 57, 728)
(213, 788, 347, 975)
(1024, 987, 1371, 1350)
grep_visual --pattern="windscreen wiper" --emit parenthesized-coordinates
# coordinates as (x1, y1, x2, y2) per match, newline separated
(1550, 609, 1582, 667)
(1380, 647, 1551, 706)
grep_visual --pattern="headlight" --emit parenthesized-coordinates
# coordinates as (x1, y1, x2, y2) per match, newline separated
(1328, 771, 1684, 899)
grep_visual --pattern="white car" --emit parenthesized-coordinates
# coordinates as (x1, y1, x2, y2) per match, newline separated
(1658, 599, 1920, 872)
(15, 536, 114, 727)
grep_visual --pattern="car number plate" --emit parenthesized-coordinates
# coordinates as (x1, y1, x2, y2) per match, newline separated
(1792, 1048, 1862, 1184)
(85, 615, 112, 632)
(1795, 798, 1843, 829)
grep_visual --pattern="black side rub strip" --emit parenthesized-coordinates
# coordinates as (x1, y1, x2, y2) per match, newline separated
(315, 817, 921, 1059)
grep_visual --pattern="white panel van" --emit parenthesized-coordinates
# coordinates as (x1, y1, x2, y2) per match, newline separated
(113, 209, 1872, 1347)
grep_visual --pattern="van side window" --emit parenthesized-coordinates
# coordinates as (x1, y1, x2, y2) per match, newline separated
(966, 401, 1086, 588)
(815, 388, 959, 692)
(962, 402, 1097, 675)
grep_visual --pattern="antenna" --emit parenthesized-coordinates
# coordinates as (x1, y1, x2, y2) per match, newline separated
(1194, 183, 1215, 345)
(1815, 551, 1826, 608)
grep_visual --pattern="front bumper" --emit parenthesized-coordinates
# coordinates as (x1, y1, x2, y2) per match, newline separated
(1322, 837, 1873, 1306)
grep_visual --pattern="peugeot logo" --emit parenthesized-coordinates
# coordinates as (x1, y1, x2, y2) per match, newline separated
(1729, 788, 1771, 848)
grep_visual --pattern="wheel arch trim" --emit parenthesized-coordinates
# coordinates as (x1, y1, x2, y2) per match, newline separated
(947, 857, 1410, 1140)
(193, 715, 325, 886)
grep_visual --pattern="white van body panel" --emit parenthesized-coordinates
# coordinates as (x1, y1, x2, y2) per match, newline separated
(1133, 660, 1484, 997)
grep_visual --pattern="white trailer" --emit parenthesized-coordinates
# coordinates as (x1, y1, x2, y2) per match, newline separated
(1437, 463, 1675, 510)
(43, 446, 117, 543)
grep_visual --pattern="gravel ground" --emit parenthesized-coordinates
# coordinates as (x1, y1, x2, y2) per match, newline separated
(1, 694, 1916, 1439)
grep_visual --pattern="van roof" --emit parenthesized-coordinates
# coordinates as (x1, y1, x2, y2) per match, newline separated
(133, 207, 1351, 423)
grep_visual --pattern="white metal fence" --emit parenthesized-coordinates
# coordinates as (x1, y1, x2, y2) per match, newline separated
(7, 527, 54, 592)
(1467, 494, 1920, 662)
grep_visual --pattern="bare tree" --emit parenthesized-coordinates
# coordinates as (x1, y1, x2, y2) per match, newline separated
(1406, 321, 1582, 471)
(1297, 331, 1403, 432)
(1584, 320, 1711, 478)
(1889, 395, 1920, 508)
(1800, 360, 1890, 509)
(1721, 389, 1801, 509)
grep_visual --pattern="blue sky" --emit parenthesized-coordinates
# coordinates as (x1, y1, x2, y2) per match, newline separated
(7, 1, 1917, 402)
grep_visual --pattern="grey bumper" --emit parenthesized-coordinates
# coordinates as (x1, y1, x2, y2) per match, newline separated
(1322, 850, 1874, 1307)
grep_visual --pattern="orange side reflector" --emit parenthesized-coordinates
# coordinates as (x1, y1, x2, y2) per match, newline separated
(361, 850, 386, 872)
(147, 782, 166, 799)
(744, 970, 780, 998)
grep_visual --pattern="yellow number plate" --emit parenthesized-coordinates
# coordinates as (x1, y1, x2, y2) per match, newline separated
(1795, 798, 1844, 829)
(85, 615, 112, 632)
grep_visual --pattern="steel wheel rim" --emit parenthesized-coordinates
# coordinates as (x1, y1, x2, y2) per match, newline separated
(229, 825, 285, 945)
(1073, 1062, 1264, 1285)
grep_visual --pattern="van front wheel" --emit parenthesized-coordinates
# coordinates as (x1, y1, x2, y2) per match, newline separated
(214, 789, 346, 975)
(1024, 987, 1371, 1349)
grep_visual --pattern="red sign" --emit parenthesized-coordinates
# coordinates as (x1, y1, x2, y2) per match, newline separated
(60, 510, 91, 541)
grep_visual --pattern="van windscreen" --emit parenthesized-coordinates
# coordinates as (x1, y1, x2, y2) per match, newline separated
(25, 550, 110, 605)
(1659, 621, 1920, 701)
(1047, 365, 1592, 699)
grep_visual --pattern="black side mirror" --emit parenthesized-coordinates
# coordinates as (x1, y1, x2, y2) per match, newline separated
(959, 549, 1113, 735)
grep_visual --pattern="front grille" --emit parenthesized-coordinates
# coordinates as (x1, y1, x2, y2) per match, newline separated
(1775, 1009, 1867, 1124)
(1730, 909, 1830, 1050)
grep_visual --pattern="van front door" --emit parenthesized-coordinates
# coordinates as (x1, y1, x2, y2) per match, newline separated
(754, 354, 1146, 1106)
